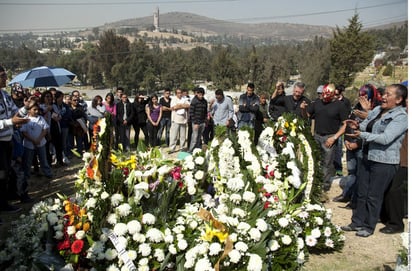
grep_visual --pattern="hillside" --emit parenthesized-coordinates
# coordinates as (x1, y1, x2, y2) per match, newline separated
(97, 11, 334, 41)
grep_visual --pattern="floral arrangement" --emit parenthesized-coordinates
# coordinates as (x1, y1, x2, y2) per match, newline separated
(0, 113, 345, 271)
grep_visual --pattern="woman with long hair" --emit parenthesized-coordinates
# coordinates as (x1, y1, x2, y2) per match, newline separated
(145, 94, 162, 147)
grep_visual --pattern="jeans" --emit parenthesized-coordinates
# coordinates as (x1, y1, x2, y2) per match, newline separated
(169, 122, 187, 151)
(157, 118, 171, 146)
(351, 158, 397, 233)
(189, 123, 205, 152)
(118, 124, 131, 151)
(314, 133, 336, 191)
(339, 149, 362, 200)
(238, 120, 254, 129)
(23, 146, 53, 180)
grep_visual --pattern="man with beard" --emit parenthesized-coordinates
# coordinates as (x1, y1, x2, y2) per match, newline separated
(302, 84, 348, 199)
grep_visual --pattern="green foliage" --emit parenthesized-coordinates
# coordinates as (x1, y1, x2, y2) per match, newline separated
(382, 64, 393, 76)
(329, 13, 375, 87)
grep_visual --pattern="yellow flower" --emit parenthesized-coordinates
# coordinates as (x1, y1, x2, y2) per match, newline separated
(202, 224, 228, 243)
(284, 122, 289, 128)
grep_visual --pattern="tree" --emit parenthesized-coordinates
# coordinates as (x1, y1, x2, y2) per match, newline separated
(329, 13, 375, 87)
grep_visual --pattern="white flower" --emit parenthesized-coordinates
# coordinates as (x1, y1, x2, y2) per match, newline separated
(232, 208, 246, 218)
(67, 225, 76, 236)
(177, 239, 188, 250)
(195, 156, 205, 165)
(185, 161, 195, 170)
(311, 228, 321, 238)
(305, 235, 317, 247)
(247, 254, 262, 271)
(111, 193, 124, 207)
(132, 233, 146, 243)
(281, 235, 292, 245)
(104, 248, 118, 260)
(228, 249, 241, 263)
(116, 203, 132, 217)
(227, 177, 244, 192)
(297, 237, 305, 249)
(194, 257, 213, 271)
(230, 193, 242, 204)
(142, 213, 156, 225)
(234, 241, 248, 252)
(315, 216, 324, 225)
(194, 170, 204, 180)
(127, 250, 137, 260)
(324, 226, 332, 237)
(107, 213, 118, 225)
(256, 219, 268, 232)
(243, 191, 256, 203)
(107, 264, 120, 271)
(237, 222, 251, 233)
(209, 242, 222, 256)
(168, 244, 177, 255)
(127, 220, 142, 235)
(85, 198, 97, 209)
(325, 238, 334, 248)
(54, 231, 64, 239)
(278, 217, 289, 228)
(47, 213, 59, 225)
(101, 191, 109, 200)
(75, 230, 86, 240)
(297, 251, 305, 264)
(268, 239, 280, 251)
(154, 248, 165, 262)
(113, 223, 128, 236)
(146, 228, 164, 243)
(138, 243, 151, 257)
(249, 228, 261, 242)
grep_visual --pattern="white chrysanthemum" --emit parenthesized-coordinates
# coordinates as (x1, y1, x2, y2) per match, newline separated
(195, 156, 205, 165)
(305, 235, 317, 247)
(247, 254, 262, 271)
(234, 241, 248, 252)
(142, 213, 156, 225)
(297, 237, 305, 250)
(298, 211, 309, 219)
(263, 183, 277, 193)
(194, 257, 213, 271)
(315, 216, 324, 225)
(67, 225, 76, 236)
(256, 219, 268, 232)
(268, 239, 280, 251)
(138, 243, 151, 257)
(249, 228, 261, 242)
(227, 177, 244, 192)
(113, 223, 128, 236)
(243, 191, 256, 203)
(168, 244, 177, 255)
(146, 228, 164, 243)
(47, 212, 59, 225)
(281, 235, 292, 245)
(104, 248, 118, 261)
(75, 230, 86, 240)
(127, 220, 142, 235)
(228, 249, 241, 263)
(154, 248, 165, 262)
(229, 193, 242, 204)
(232, 208, 246, 218)
(177, 239, 188, 250)
(132, 233, 146, 243)
(311, 228, 321, 238)
(126, 250, 137, 261)
(237, 222, 251, 233)
(107, 264, 120, 271)
(116, 203, 132, 217)
(101, 191, 109, 200)
(297, 250, 305, 264)
(185, 160, 195, 170)
(194, 170, 204, 180)
(111, 193, 124, 207)
(278, 217, 289, 228)
(209, 242, 222, 256)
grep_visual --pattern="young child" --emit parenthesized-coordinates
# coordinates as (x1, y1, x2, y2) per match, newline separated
(20, 100, 53, 186)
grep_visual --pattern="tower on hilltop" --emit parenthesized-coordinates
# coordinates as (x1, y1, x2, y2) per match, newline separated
(153, 6, 159, 32)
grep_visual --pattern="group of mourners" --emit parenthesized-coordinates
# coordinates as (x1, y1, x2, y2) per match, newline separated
(0, 63, 408, 237)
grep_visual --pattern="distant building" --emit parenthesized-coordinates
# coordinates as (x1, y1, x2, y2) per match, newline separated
(153, 7, 159, 32)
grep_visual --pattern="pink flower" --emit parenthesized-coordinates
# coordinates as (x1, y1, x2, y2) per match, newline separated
(71, 239, 84, 254)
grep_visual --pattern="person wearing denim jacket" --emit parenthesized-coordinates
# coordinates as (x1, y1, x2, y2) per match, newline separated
(341, 84, 407, 237)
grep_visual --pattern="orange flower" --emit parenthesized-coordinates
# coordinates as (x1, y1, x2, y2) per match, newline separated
(82, 222, 90, 232)
(276, 129, 284, 136)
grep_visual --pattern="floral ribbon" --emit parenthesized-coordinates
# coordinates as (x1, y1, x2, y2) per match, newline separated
(197, 208, 233, 271)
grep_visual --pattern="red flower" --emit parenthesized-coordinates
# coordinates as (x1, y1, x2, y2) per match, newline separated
(264, 192, 271, 198)
(281, 136, 287, 142)
(171, 166, 181, 180)
(122, 167, 129, 177)
(71, 239, 84, 254)
(57, 239, 71, 250)
(264, 201, 270, 209)
(269, 170, 275, 177)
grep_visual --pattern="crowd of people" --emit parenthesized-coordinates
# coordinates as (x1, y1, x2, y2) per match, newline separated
(0, 64, 408, 237)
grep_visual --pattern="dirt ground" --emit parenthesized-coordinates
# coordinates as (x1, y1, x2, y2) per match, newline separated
(0, 151, 405, 271)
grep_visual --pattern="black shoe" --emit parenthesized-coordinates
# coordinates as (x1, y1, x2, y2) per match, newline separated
(333, 195, 350, 203)
(379, 226, 403, 234)
(356, 230, 373, 237)
(0, 204, 22, 213)
(341, 224, 363, 231)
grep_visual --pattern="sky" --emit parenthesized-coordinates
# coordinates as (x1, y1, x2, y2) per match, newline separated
(0, 0, 408, 34)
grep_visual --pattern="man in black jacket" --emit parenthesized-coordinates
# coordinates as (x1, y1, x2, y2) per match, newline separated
(116, 93, 134, 151)
(188, 87, 208, 153)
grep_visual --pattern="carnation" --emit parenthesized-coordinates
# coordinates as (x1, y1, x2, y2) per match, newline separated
(268, 239, 280, 251)
(230, 193, 242, 204)
(67, 225, 76, 236)
(311, 227, 321, 238)
(107, 213, 118, 225)
(249, 228, 261, 242)
(85, 198, 97, 209)
(281, 235, 292, 245)
(255, 219, 268, 232)
(127, 250, 137, 261)
(142, 213, 156, 225)
(116, 203, 132, 217)
(194, 257, 213, 271)
(195, 156, 205, 165)
(242, 191, 256, 203)
(234, 241, 248, 252)
(101, 191, 110, 200)
(154, 248, 165, 262)
(111, 193, 124, 207)
(227, 177, 244, 192)
(75, 230, 86, 240)
(228, 249, 241, 263)
(247, 254, 263, 271)
(325, 238, 334, 248)
(209, 242, 222, 256)
(138, 243, 151, 257)
(113, 223, 128, 236)
(146, 228, 164, 243)
(177, 239, 188, 250)
(305, 235, 317, 247)
(127, 220, 142, 235)
(278, 217, 289, 228)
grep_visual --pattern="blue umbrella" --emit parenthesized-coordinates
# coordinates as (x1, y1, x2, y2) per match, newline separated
(9, 66, 76, 88)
